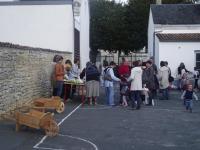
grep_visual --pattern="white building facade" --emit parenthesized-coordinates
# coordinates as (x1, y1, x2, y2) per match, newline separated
(0, 0, 74, 53)
(148, 4, 200, 77)
(74, 0, 90, 69)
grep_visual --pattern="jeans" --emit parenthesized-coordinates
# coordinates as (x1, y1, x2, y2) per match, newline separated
(131, 91, 141, 108)
(56, 81, 64, 97)
(185, 99, 193, 110)
(105, 86, 114, 106)
(161, 88, 169, 100)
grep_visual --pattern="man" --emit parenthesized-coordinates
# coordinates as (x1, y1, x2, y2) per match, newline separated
(118, 57, 130, 77)
(71, 59, 80, 78)
(118, 57, 130, 104)
(55, 56, 64, 97)
(149, 57, 159, 97)
(142, 60, 156, 106)
(104, 61, 121, 106)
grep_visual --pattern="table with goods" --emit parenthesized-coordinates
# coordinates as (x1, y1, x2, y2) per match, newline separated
(64, 78, 86, 103)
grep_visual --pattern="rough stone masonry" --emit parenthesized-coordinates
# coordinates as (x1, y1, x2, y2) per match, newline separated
(0, 42, 71, 115)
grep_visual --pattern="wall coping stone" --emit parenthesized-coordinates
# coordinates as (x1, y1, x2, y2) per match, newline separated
(0, 42, 72, 54)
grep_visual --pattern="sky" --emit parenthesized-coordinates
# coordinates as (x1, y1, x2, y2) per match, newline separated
(115, 0, 128, 3)
(0, 0, 129, 3)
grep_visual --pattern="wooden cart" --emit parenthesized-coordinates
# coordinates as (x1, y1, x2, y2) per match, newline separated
(15, 109, 59, 136)
(33, 97, 65, 113)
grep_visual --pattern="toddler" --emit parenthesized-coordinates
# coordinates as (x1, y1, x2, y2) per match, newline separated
(181, 84, 198, 113)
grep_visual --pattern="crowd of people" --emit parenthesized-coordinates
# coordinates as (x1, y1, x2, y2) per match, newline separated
(51, 55, 199, 113)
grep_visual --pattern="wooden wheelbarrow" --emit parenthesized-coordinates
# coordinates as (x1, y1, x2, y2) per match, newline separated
(15, 109, 59, 136)
(33, 97, 65, 113)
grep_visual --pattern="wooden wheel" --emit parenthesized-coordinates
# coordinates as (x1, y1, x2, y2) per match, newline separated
(56, 102, 65, 113)
(44, 120, 59, 137)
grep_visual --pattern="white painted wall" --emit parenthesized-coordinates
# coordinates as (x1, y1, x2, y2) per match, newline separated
(154, 36, 160, 67)
(0, 4, 74, 52)
(158, 42, 200, 77)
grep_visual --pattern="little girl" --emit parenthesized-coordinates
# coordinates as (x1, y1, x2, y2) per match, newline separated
(181, 84, 198, 113)
(141, 84, 149, 105)
(120, 76, 129, 107)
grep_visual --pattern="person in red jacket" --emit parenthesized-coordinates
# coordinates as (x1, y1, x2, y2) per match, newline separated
(118, 57, 130, 105)
(118, 57, 130, 77)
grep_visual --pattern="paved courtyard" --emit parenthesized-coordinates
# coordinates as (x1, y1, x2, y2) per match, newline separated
(0, 87, 200, 150)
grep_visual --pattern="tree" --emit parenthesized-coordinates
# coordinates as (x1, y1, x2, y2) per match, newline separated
(90, 0, 128, 55)
(90, 0, 193, 59)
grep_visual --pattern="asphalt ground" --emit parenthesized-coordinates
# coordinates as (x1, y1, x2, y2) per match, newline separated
(0, 86, 200, 150)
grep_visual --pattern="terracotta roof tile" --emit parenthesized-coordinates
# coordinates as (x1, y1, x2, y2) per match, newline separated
(156, 33, 200, 42)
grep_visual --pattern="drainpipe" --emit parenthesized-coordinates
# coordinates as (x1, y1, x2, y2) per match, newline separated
(153, 30, 162, 63)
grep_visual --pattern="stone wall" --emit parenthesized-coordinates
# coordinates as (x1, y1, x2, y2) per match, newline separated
(0, 42, 71, 115)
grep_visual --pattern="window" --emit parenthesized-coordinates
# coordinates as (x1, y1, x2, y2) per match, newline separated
(195, 51, 200, 71)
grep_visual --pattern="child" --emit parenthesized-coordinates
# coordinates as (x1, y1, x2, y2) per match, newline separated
(141, 84, 149, 105)
(120, 76, 129, 107)
(181, 84, 198, 113)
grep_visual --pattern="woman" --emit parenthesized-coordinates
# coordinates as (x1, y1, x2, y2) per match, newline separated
(128, 60, 143, 109)
(80, 62, 100, 105)
(51, 55, 59, 97)
(55, 56, 64, 97)
(177, 62, 189, 90)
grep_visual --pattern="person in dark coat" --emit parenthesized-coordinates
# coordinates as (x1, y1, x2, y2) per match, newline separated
(142, 60, 156, 106)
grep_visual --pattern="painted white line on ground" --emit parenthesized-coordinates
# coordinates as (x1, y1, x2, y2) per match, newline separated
(143, 107, 183, 112)
(34, 146, 64, 150)
(33, 133, 98, 150)
(80, 106, 112, 110)
(59, 134, 99, 150)
(33, 136, 47, 149)
(58, 103, 82, 126)
(33, 103, 82, 149)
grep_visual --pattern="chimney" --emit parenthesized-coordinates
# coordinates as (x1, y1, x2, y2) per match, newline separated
(156, 0, 162, 4)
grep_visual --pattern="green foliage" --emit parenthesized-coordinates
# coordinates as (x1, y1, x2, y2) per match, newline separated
(90, 0, 127, 53)
(90, 0, 192, 55)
